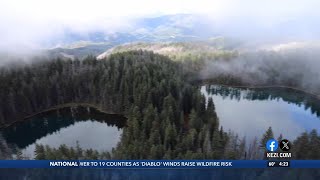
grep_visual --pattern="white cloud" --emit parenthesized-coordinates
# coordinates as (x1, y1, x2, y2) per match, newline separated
(0, 0, 320, 50)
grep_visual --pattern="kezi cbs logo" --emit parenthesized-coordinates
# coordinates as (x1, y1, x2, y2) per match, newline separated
(265, 139, 292, 158)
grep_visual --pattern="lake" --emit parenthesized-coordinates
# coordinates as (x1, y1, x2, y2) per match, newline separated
(201, 85, 320, 141)
(1, 85, 320, 159)
(0, 106, 126, 158)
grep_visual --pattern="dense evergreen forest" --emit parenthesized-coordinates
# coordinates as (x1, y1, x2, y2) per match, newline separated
(0, 50, 319, 160)
(0, 51, 230, 159)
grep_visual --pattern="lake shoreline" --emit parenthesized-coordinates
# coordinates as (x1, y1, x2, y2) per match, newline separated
(1, 83, 320, 129)
(199, 81, 320, 100)
(0, 103, 126, 129)
(201, 84, 320, 142)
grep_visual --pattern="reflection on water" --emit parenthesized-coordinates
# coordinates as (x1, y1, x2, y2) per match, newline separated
(201, 85, 320, 141)
(0, 106, 126, 158)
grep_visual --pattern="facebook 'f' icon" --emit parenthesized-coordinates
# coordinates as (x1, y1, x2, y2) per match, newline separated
(266, 139, 278, 152)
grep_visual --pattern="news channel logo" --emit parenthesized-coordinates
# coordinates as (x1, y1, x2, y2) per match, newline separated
(266, 139, 291, 152)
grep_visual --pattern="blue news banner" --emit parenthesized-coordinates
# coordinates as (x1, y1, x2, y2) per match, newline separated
(0, 160, 320, 168)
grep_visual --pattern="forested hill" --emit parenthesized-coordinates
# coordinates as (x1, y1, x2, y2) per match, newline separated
(1, 50, 319, 161)
(0, 50, 237, 159)
(97, 41, 238, 62)
(0, 51, 180, 126)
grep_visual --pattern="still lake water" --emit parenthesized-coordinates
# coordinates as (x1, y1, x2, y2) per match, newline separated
(1, 85, 320, 158)
(0, 106, 125, 158)
(201, 85, 320, 141)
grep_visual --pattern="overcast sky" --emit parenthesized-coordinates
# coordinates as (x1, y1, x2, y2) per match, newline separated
(0, 0, 320, 49)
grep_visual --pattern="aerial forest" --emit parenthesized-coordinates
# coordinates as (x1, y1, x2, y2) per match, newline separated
(0, 50, 319, 160)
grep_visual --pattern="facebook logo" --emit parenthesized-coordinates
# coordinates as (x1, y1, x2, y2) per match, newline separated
(266, 139, 278, 152)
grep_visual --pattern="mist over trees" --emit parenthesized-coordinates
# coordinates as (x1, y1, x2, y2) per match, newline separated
(200, 48, 320, 94)
(0, 51, 180, 125)
(0, 51, 231, 159)
(0, 50, 319, 161)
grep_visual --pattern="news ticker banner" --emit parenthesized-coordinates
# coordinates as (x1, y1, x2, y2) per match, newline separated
(0, 160, 320, 168)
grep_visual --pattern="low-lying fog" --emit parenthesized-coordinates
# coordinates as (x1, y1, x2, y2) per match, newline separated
(201, 43, 320, 93)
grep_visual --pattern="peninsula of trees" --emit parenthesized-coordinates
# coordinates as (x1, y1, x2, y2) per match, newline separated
(0, 50, 319, 160)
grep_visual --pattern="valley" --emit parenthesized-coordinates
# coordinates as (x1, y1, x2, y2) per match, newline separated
(0, 48, 320, 161)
